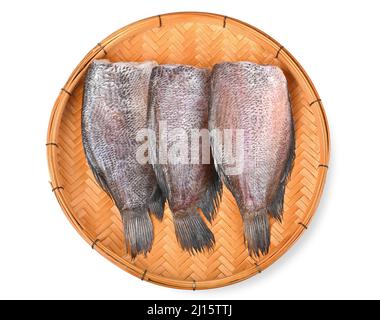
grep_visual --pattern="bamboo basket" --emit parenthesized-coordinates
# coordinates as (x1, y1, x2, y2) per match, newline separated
(46, 12, 330, 290)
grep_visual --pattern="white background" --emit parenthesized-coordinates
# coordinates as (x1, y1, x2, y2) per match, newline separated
(0, 0, 379, 300)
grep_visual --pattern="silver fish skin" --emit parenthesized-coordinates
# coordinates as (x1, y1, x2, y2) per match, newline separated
(209, 62, 295, 257)
(148, 65, 222, 253)
(82, 60, 165, 259)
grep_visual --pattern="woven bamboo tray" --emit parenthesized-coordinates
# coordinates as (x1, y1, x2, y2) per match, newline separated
(46, 12, 330, 290)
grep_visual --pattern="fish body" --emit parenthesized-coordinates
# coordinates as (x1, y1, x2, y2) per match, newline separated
(148, 65, 222, 253)
(82, 60, 165, 258)
(209, 62, 295, 256)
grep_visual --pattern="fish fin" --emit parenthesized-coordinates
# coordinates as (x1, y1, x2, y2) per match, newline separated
(148, 135, 170, 202)
(81, 102, 113, 198)
(146, 89, 170, 201)
(89, 166, 113, 197)
(173, 208, 215, 254)
(82, 136, 113, 198)
(148, 185, 166, 221)
(121, 208, 154, 259)
(214, 163, 236, 198)
(198, 172, 223, 222)
(151, 164, 170, 199)
(243, 209, 270, 257)
(269, 116, 296, 221)
(209, 131, 235, 195)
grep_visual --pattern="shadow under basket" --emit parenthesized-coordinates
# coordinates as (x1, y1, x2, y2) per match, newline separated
(46, 12, 330, 290)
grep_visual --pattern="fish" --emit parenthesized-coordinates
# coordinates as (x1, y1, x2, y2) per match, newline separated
(81, 60, 165, 258)
(209, 62, 295, 257)
(148, 65, 222, 253)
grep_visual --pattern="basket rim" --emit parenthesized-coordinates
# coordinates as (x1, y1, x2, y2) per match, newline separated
(46, 11, 330, 290)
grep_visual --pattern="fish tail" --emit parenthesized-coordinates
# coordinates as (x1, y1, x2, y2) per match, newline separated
(198, 173, 223, 222)
(121, 208, 154, 259)
(173, 208, 215, 254)
(269, 116, 296, 221)
(243, 209, 270, 257)
(149, 186, 166, 221)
